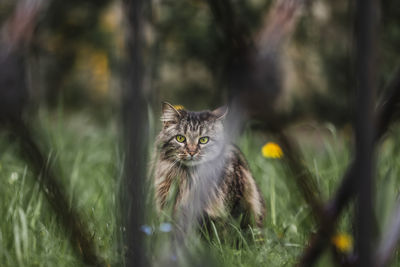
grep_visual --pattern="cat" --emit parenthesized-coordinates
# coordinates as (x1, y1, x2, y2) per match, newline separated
(152, 102, 266, 228)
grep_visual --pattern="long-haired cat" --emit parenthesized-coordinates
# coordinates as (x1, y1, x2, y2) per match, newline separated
(152, 102, 265, 228)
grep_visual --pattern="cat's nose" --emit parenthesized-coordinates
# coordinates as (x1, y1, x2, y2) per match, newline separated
(187, 144, 197, 157)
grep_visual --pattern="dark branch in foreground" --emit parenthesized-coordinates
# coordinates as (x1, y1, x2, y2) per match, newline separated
(207, 0, 324, 216)
(299, 66, 400, 266)
(0, 1, 104, 266)
(9, 121, 105, 266)
(276, 133, 323, 219)
(120, 0, 148, 266)
(208, 1, 379, 266)
(353, 0, 378, 264)
(207, 3, 341, 262)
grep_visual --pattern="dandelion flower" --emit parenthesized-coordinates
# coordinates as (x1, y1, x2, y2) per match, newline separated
(261, 142, 283, 158)
(173, 105, 184, 110)
(332, 233, 353, 253)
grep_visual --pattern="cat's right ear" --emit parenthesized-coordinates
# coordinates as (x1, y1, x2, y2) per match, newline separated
(161, 102, 181, 126)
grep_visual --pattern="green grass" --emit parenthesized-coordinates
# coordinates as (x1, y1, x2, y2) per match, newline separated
(1, 111, 400, 266)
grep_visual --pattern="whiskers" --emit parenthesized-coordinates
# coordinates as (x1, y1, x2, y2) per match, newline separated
(177, 153, 189, 161)
(195, 154, 204, 160)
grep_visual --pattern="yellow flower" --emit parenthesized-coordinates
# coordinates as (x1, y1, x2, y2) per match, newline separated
(332, 233, 353, 253)
(261, 142, 283, 158)
(173, 105, 185, 111)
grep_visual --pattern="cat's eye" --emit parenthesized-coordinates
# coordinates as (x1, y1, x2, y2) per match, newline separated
(199, 137, 209, 144)
(176, 135, 186, 143)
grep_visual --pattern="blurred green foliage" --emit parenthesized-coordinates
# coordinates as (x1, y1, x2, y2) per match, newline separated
(293, 0, 400, 126)
(1, 112, 400, 266)
(2, 0, 399, 124)
(1, 1, 400, 265)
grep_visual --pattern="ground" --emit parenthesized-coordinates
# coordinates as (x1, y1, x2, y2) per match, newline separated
(1, 111, 400, 266)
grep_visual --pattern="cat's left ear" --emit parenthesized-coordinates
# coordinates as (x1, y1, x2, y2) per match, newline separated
(212, 106, 228, 121)
(161, 102, 181, 125)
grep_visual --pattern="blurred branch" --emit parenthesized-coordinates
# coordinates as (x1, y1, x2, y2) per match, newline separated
(276, 133, 323, 218)
(209, 1, 386, 266)
(10, 121, 105, 266)
(1, 0, 45, 52)
(233, 0, 305, 119)
(207, 0, 323, 218)
(0, 0, 45, 121)
(301, 1, 392, 264)
(206, 0, 250, 52)
(0, 2, 104, 266)
(256, 0, 304, 53)
(353, 0, 378, 264)
(300, 74, 400, 267)
(120, 0, 148, 266)
(298, 164, 356, 266)
(299, 65, 400, 267)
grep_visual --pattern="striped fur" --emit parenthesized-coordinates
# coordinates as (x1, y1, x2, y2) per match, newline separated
(152, 102, 266, 227)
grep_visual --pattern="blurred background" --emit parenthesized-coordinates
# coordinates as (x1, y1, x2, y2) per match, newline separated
(1, 0, 400, 266)
(0, 0, 397, 119)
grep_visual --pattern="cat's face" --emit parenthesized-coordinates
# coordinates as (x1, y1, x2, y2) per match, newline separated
(157, 102, 227, 166)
